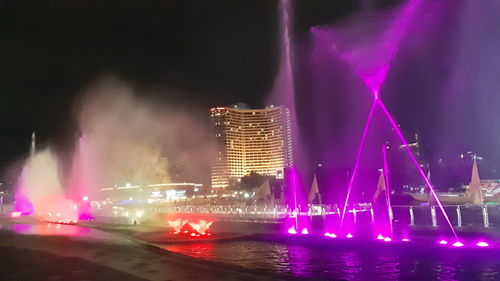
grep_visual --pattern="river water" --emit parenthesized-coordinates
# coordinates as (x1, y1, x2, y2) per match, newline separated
(165, 238, 500, 280)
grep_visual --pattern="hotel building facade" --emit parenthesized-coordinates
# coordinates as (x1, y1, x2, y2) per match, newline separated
(210, 104, 293, 189)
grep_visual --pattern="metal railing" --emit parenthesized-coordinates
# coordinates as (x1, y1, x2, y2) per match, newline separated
(145, 203, 374, 220)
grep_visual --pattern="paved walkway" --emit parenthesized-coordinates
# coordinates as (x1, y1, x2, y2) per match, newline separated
(0, 221, 284, 281)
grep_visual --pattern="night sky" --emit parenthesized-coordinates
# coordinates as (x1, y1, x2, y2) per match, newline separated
(1, 0, 500, 185)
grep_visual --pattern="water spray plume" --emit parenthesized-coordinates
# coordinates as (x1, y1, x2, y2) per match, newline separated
(301, 228, 309, 235)
(452, 241, 464, 247)
(438, 240, 448, 245)
(188, 220, 213, 235)
(167, 218, 188, 233)
(288, 226, 297, 235)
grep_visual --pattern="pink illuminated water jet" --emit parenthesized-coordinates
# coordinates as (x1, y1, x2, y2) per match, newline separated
(438, 240, 448, 245)
(312, 0, 459, 242)
(288, 226, 298, 235)
(452, 241, 464, 247)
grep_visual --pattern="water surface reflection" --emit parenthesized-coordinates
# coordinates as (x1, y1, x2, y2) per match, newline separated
(164, 240, 500, 280)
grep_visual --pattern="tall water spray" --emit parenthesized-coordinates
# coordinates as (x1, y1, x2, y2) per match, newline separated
(312, 0, 458, 240)
(270, 0, 309, 233)
(17, 149, 79, 222)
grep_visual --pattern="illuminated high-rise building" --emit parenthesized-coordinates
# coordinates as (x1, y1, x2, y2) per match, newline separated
(210, 104, 293, 189)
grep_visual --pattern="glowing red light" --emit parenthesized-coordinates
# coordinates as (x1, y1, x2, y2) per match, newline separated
(188, 220, 213, 235)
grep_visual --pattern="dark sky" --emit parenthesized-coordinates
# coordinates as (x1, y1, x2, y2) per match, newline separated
(1, 0, 500, 183)
(0, 0, 362, 173)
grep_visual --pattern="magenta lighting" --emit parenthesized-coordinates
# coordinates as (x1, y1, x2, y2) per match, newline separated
(452, 241, 464, 247)
(476, 241, 490, 247)
(383, 237, 392, 242)
(402, 238, 410, 242)
(346, 233, 353, 238)
(324, 233, 337, 238)
(288, 226, 297, 235)
(301, 228, 309, 235)
(376, 234, 384, 240)
(438, 240, 448, 245)
(340, 101, 377, 229)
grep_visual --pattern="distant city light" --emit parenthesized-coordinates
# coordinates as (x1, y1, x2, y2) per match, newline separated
(244, 193, 250, 198)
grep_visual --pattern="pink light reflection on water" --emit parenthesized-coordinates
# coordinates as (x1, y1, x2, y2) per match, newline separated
(11, 223, 90, 237)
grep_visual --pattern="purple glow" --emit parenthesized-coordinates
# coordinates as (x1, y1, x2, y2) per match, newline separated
(376, 234, 384, 240)
(340, 101, 377, 230)
(288, 226, 297, 235)
(439, 240, 448, 245)
(402, 238, 410, 242)
(377, 101, 459, 240)
(476, 241, 489, 247)
(301, 228, 309, 235)
(324, 232, 337, 238)
(346, 233, 353, 238)
(383, 237, 392, 242)
(452, 241, 464, 247)
(382, 144, 393, 237)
